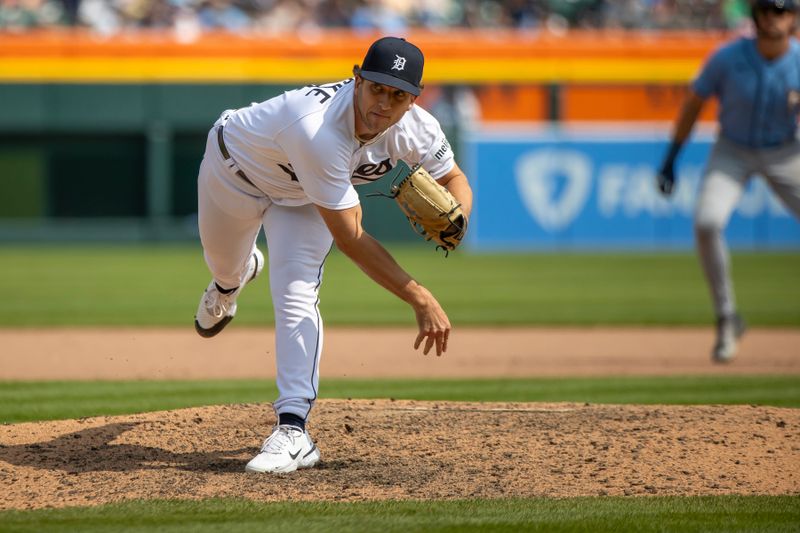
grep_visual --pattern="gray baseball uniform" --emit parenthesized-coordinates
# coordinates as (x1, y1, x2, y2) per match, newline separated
(658, 13, 800, 362)
(692, 36, 800, 318)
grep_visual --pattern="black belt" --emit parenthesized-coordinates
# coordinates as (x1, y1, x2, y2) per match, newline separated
(216, 125, 259, 190)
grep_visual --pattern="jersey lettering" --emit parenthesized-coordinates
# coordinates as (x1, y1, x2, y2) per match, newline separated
(433, 139, 451, 160)
(278, 163, 298, 182)
(353, 158, 393, 180)
(304, 78, 354, 104)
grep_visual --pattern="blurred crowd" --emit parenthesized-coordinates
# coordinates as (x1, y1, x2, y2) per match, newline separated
(0, 0, 753, 34)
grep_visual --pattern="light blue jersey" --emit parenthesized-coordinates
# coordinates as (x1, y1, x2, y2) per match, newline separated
(693, 37, 800, 148)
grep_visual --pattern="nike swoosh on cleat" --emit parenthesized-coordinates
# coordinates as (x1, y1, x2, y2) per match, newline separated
(303, 444, 317, 458)
(288, 449, 301, 460)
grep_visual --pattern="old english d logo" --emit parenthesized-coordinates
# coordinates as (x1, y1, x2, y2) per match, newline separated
(392, 55, 406, 71)
(515, 149, 591, 232)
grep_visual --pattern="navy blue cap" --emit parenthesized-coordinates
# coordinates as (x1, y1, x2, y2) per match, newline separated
(359, 37, 424, 96)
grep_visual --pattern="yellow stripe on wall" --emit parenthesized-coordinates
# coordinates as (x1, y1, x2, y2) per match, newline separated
(0, 57, 701, 83)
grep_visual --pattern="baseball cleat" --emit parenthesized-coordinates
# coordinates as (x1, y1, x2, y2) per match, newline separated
(245, 424, 321, 474)
(712, 312, 747, 363)
(194, 248, 264, 338)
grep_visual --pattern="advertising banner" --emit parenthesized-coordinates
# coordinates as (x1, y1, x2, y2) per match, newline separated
(464, 126, 800, 251)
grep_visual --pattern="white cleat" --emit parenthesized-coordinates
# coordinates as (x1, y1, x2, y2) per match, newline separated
(194, 248, 264, 338)
(245, 425, 321, 474)
(712, 313, 747, 363)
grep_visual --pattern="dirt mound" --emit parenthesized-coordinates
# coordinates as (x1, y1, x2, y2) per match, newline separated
(1, 400, 798, 510)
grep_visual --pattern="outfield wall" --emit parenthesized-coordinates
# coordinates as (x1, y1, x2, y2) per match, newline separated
(4, 29, 791, 247)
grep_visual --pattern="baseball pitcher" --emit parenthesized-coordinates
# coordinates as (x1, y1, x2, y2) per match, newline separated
(193, 36, 472, 473)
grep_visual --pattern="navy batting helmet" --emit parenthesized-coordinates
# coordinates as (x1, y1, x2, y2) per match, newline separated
(752, 0, 797, 13)
(751, 0, 797, 27)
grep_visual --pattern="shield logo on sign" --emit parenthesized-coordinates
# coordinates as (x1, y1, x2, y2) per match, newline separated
(514, 149, 592, 232)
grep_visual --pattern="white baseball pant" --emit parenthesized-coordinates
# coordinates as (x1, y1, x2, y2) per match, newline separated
(197, 121, 334, 422)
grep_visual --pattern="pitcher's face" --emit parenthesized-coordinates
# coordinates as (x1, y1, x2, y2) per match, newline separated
(353, 76, 416, 140)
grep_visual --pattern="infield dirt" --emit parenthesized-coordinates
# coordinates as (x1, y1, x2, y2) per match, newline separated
(0, 327, 798, 510)
(1, 400, 799, 510)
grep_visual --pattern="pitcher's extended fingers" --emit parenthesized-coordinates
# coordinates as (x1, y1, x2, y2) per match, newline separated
(424, 334, 435, 355)
(441, 330, 449, 354)
(414, 332, 425, 350)
(434, 335, 444, 356)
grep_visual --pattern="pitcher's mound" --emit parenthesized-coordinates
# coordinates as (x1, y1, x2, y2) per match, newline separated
(1, 399, 798, 510)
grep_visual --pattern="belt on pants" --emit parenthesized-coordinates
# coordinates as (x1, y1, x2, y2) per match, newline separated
(216, 124, 260, 191)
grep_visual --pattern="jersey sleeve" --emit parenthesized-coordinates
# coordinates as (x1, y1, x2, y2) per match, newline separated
(420, 130, 456, 180)
(276, 121, 360, 210)
(692, 46, 727, 99)
(405, 107, 456, 180)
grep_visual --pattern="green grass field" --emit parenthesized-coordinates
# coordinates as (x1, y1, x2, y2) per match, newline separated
(1, 375, 799, 423)
(2, 497, 798, 533)
(1, 247, 798, 531)
(0, 246, 798, 326)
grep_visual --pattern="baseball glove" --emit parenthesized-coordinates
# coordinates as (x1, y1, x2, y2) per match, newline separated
(376, 161, 467, 254)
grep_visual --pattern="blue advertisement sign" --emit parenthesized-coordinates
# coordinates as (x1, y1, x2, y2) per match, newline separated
(463, 126, 800, 251)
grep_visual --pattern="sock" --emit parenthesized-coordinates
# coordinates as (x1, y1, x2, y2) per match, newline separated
(279, 412, 306, 430)
(215, 282, 237, 295)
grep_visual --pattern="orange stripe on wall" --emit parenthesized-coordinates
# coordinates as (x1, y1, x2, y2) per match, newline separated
(475, 86, 549, 122)
(0, 30, 727, 121)
(0, 29, 725, 59)
(563, 85, 718, 122)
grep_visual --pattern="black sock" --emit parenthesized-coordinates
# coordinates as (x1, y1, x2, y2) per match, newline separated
(215, 282, 237, 294)
(279, 412, 305, 430)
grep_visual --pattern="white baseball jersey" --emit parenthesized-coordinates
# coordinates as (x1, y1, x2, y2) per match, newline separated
(221, 78, 456, 209)
(197, 77, 459, 425)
